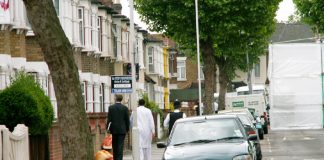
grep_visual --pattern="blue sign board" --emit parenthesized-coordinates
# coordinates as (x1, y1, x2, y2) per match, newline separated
(111, 76, 132, 93)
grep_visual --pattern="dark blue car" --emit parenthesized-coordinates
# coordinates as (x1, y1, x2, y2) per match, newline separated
(157, 115, 257, 160)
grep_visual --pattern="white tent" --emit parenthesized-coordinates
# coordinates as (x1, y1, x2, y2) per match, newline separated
(268, 43, 323, 130)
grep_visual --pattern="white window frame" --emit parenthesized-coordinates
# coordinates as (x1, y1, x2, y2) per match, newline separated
(135, 38, 139, 63)
(99, 83, 104, 112)
(91, 14, 95, 47)
(98, 16, 102, 52)
(177, 57, 187, 81)
(126, 32, 129, 61)
(169, 51, 176, 77)
(78, 7, 85, 46)
(81, 81, 87, 110)
(148, 46, 154, 73)
(112, 24, 118, 57)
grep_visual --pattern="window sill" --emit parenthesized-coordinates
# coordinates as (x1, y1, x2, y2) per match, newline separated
(177, 79, 187, 81)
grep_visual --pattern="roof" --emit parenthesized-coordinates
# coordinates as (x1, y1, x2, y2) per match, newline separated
(145, 35, 164, 43)
(218, 108, 251, 114)
(170, 88, 205, 102)
(175, 114, 239, 123)
(270, 23, 315, 43)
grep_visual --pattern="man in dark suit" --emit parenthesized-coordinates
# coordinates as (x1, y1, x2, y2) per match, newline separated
(107, 94, 130, 160)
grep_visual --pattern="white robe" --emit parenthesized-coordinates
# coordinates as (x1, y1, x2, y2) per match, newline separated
(130, 106, 155, 160)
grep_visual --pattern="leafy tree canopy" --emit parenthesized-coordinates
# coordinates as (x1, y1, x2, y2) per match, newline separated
(135, 0, 280, 77)
(135, 0, 280, 112)
(294, 0, 324, 33)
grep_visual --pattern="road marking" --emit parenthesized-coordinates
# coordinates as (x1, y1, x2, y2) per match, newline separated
(267, 137, 272, 153)
(283, 136, 286, 141)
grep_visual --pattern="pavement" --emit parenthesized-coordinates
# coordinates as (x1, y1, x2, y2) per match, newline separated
(123, 142, 164, 160)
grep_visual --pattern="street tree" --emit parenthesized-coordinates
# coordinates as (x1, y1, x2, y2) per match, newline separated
(22, 0, 93, 159)
(294, 0, 324, 38)
(135, 0, 280, 113)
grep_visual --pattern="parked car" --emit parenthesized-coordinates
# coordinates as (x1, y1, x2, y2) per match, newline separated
(235, 85, 270, 134)
(157, 115, 257, 160)
(219, 111, 263, 160)
(220, 108, 268, 135)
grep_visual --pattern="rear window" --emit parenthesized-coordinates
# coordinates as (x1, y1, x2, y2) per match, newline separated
(237, 115, 253, 126)
(170, 118, 244, 145)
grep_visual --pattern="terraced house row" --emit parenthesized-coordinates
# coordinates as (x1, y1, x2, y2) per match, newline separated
(0, 0, 180, 159)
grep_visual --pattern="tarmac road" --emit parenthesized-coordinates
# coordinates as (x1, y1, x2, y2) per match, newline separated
(261, 129, 324, 160)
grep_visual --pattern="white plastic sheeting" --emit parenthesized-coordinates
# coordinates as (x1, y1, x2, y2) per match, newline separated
(268, 44, 323, 130)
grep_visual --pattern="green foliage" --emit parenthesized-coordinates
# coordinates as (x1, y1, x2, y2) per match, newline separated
(135, 0, 280, 77)
(294, 0, 324, 34)
(287, 12, 301, 24)
(135, 0, 281, 112)
(0, 72, 54, 135)
(141, 94, 164, 126)
(142, 94, 163, 116)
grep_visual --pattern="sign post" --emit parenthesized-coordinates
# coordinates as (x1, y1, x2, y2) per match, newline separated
(111, 76, 133, 93)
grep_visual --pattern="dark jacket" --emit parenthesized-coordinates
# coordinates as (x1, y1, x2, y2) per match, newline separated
(107, 103, 130, 134)
(169, 112, 183, 135)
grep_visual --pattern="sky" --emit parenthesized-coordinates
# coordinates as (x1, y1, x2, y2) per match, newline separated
(121, 0, 296, 31)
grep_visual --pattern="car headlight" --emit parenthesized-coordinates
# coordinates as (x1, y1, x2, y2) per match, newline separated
(233, 155, 252, 160)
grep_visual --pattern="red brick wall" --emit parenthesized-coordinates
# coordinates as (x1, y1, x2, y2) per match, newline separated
(49, 123, 62, 160)
(49, 113, 132, 160)
(0, 30, 10, 55)
(26, 36, 44, 61)
(10, 31, 26, 58)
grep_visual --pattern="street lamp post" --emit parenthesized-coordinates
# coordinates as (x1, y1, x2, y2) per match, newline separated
(195, 0, 202, 116)
(129, 0, 140, 159)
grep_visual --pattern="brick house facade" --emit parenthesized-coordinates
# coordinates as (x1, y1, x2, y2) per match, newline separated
(0, 0, 170, 159)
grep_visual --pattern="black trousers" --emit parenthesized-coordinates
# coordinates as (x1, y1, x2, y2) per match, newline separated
(112, 134, 126, 160)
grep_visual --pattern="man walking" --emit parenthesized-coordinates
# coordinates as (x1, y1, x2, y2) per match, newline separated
(130, 99, 155, 160)
(164, 100, 186, 135)
(107, 94, 130, 160)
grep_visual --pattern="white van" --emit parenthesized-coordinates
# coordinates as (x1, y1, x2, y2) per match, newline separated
(225, 94, 269, 134)
(236, 85, 267, 96)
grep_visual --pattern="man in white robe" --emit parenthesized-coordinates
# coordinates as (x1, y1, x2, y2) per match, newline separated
(130, 99, 155, 160)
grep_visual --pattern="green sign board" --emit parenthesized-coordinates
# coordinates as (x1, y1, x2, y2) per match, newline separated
(232, 101, 244, 107)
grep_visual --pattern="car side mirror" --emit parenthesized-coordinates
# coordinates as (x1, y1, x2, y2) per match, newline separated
(248, 134, 258, 141)
(157, 142, 167, 148)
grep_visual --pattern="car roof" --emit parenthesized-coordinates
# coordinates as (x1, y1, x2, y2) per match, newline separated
(175, 114, 239, 123)
(236, 85, 265, 92)
(218, 108, 250, 113)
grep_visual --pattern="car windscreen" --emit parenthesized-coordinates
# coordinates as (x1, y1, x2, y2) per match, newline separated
(169, 118, 244, 146)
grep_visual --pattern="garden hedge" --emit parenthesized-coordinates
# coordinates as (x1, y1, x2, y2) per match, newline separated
(0, 73, 54, 135)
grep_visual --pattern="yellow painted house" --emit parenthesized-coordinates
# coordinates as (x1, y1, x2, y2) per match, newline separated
(163, 47, 170, 110)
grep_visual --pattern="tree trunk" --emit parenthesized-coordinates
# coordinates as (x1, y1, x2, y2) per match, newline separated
(22, 0, 93, 159)
(201, 37, 217, 115)
(218, 61, 229, 111)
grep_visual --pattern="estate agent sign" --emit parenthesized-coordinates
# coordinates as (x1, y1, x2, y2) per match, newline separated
(111, 76, 132, 93)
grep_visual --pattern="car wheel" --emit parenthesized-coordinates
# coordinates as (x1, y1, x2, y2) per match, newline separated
(263, 124, 268, 134)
